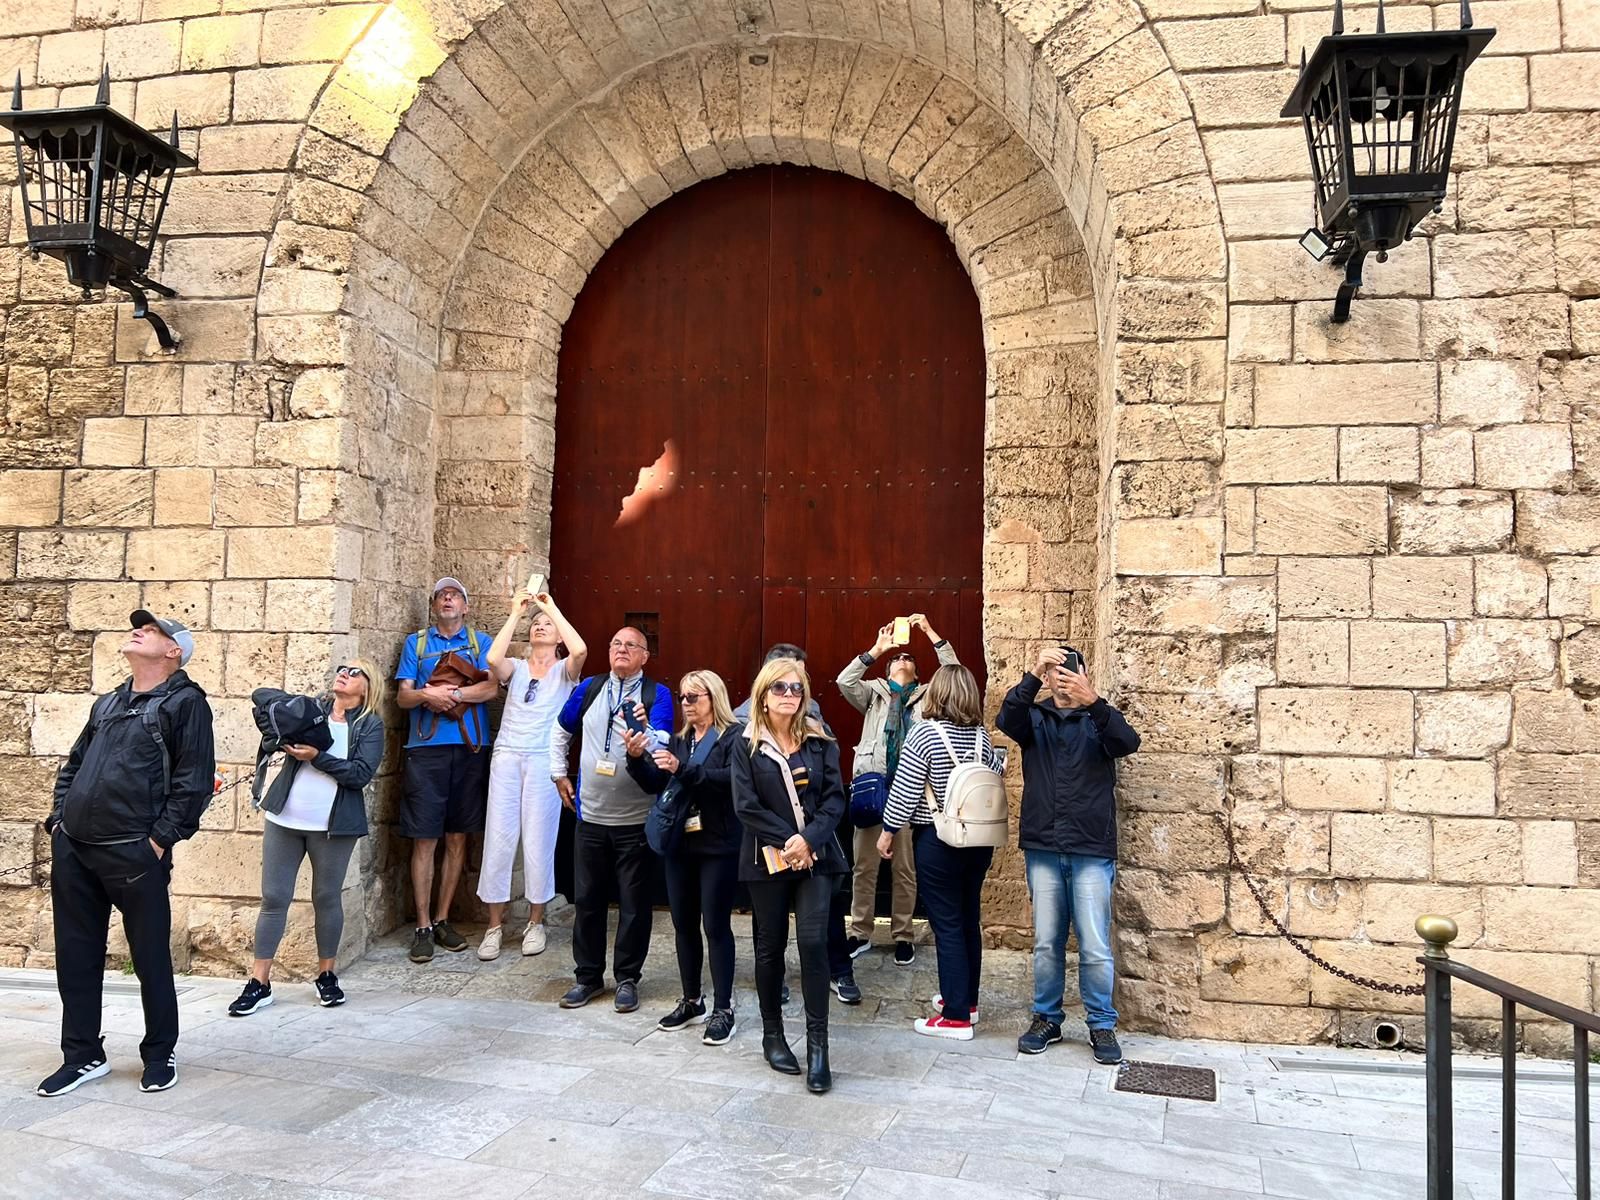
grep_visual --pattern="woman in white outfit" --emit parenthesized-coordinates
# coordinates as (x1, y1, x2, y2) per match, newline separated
(477, 589, 587, 959)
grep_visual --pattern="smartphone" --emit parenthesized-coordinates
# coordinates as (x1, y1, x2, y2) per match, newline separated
(623, 704, 647, 735)
(1061, 648, 1084, 675)
(993, 746, 1009, 772)
(893, 616, 911, 645)
(526, 572, 544, 597)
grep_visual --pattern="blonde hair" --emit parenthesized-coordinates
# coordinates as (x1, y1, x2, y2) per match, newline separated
(678, 669, 736, 737)
(920, 664, 983, 727)
(340, 656, 387, 729)
(745, 657, 830, 748)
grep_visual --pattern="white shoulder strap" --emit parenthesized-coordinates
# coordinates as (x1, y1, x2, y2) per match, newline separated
(758, 735, 808, 830)
(927, 720, 972, 765)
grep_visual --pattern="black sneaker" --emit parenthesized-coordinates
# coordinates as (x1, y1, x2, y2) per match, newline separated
(703, 1008, 736, 1046)
(830, 972, 862, 1005)
(844, 935, 871, 960)
(36, 1059, 108, 1097)
(1018, 1015, 1064, 1055)
(140, 1054, 177, 1092)
(894, 940, 915, 965)
(780, 980, 791, 1005)
(432, 920, 468, 952)
(314, 971, 345, 1007)
(409, 927, 434, 963)
(614, 981, 640, 1013)
(658, 996, 707, 1031)
(559, 982, 604, 1009)
(228, 978, 272, 1017)
(1090, 1027, 1123, 1065)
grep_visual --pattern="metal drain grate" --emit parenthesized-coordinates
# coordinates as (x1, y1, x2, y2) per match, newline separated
(1113, 1061, 1217, 1102)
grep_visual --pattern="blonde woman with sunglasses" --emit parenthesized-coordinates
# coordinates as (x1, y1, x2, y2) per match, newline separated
(729, 658, 847, 1093)
(230, 658, 386, 1016)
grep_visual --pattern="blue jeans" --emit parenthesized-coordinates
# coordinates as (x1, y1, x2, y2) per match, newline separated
(1024, 850, 1117, 1029)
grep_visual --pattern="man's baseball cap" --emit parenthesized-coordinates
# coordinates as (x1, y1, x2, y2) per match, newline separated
(432, 577, 468, 602)
(129, 610, 195, 666)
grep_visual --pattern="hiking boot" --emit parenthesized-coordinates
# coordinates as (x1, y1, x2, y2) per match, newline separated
(1018, 1015, 1063, 1055)
(1090, 1027, 1123, 1065)
(894, 940, 915, 966)
(477, 925, 503, 961)
(409, 927, 434, 963)
(844, 935, 871, 960)
(140, 1054, 177, 1093)
(314, 971, 345, 1008)
(658, 996, 707, 1031)
(36, 1059, 108, 1097)
(432, 920, 468, 953)
(915, 1014, 973, 1041)
(559, 982, 604, 1009)
(830, 972, 862, 1005)
(521, 922, 547, 956)
(614, 981, 640, 1013)
(933, 993, 979, 1025)
(228, 978, 272, 1017)
(703, 1008, 736, 1046)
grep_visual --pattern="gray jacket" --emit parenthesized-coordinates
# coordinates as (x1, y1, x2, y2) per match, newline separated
(836, 640, 961, 780)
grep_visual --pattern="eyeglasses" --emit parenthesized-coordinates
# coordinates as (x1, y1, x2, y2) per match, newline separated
(769, 681, 805, 698)
(335, 665, 366, 679)
(610, 639, 647, 652)
(680, 692, 705, 705)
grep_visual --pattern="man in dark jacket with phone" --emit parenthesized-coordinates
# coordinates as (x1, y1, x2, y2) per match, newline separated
(997, 645, 1139, 1064)
(39, 611, 215, 1098)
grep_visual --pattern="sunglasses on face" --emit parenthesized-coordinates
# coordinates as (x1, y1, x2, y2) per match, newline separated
(889, 653, 915, 664)
(769, 681, 805, 698)
(680, 692, 706, 705)
(335, 665, 367, 679)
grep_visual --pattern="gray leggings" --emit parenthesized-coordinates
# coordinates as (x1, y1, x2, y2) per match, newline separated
(253, 820, 360, 961)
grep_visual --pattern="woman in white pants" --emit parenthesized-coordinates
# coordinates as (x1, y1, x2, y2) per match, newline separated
(477, 588, 586, 958)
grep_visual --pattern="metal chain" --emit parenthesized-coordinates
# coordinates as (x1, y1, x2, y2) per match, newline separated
(0, 764, 267, 886)
(1214, 811, 1425, 997)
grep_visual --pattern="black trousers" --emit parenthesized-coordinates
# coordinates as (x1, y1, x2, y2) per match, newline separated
(51, 830, 178, 1066)
(912, 824, 992, 1023)
(748, 871, 834, 1036)
(572, 820, 653, 988)
(663, 850, 739, 1010)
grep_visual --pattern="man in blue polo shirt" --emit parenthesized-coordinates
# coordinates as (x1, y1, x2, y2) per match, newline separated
(395, 578, 499, 963)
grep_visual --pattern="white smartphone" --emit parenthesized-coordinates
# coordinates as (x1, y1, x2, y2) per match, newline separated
(527, 572, 544, 597)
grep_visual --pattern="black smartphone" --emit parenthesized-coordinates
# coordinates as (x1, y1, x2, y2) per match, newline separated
(623, 703, 647, 735)
(1061, 648, 1084, 675)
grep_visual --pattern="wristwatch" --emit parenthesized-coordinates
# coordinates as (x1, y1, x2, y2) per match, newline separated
(451, 687, 463, 703)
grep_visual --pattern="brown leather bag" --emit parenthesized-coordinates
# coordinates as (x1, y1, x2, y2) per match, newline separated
(418, 649, 490, 751)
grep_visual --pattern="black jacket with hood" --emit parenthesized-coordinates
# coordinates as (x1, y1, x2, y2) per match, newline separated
(49, 670, 216, 849)
(996, 672, 1140, 860)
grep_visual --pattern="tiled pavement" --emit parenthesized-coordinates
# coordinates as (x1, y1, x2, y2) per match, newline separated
(0, 909, 1590, 1200)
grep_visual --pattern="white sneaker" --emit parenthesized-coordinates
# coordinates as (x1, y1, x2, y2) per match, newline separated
(478, 926, 503, 961)
(933, 993, 979, 1024)
(521, 922, 547, 956)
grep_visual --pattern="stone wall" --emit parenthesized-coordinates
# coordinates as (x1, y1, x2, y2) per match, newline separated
(0, 0, 1595, 1044)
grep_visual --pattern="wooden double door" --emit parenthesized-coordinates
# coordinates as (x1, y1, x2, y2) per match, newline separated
(551, 166, 986, 763)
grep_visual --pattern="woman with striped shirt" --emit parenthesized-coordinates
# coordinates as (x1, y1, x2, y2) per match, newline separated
(877, 664, 1002, 1041)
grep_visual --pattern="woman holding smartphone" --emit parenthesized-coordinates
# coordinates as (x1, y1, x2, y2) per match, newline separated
(729, 658, 847, 1093)
(476, 588, 587, 960)
(230, 658, 385, 1015)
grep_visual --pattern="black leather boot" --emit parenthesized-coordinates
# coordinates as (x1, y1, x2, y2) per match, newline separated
(763, 1029, 801, 1075)
(806, 1031, 832, 1094)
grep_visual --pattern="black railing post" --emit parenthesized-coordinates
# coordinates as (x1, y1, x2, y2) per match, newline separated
(1418, 915, 1460, 1200)
(1502, 996, 1516, 1200)
(1577, 1026, 1590, 1200)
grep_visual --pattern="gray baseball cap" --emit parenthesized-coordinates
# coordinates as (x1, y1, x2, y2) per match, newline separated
(432, 577, 468, 602)
(129, 609, 195, 666)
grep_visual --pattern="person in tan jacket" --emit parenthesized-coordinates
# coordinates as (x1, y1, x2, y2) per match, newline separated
(834, 614, 960, 965)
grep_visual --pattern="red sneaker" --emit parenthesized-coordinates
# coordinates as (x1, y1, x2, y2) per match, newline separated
(932, 994, 980, 1024)
(915, 1014, 974, 1041)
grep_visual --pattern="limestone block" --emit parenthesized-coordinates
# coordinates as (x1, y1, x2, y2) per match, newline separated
(1115, 404, 1222, 462)
(134, 71, 232, 128)
(1217, 180, 1318, 239)
(1523, 822, 1579, 887)
(1512, 690, 1600, 752)
(1371, 557, 1473, 620)
(228, 526, 360, 580)
(260, 5, 379, 64)
(1114, 461, 1218, 519)
(1277, 620, 1348, 685)
(1562, 626, 1600, 694)
(1530, 51, 1600, 109)
(1253, 485, 1386, 556)
(1364, 882, 1484, 944)
(1260, 687, 1412, 755)
(6, 306, 75, 364)
(181, 12, 260, 71)
(1548, 557, 1600, 619)
(264, 579, 354, 633)
(1114, 518, 1221, 576)
(223, 632, 286, 698)
(105, 22, 182, 79)
(211, 580, 265, 632)
(1231, 239, 1428, 303)
(1499, 752, 1599, 818)
(1116, 867, 1226, 931)
(1440, 360, 1539, 428)
(1253, 362, 1435, 425)
(1474, 424, 1573, 490)
(145, 416, 257, 468)
(1198, 933, 1311, 1005)
(1113, 576, 1275, 635)
(1118, 690, 1252, 755)
(1330, 813, 1431, 880)
(1447, 619, 1559, 685)
(1278, 556, 1370, 618)
(1422, 295, 1571, 359)
(1114, 752, 1225, 813)
(1340, 427, 1419, 484)
(1474, 554, 1547, 619)
(213, 469, 296, 528)
(1421, 428, 1476, 488)
(1223, 428, 1335, 484)
(125, 365, 182, 417)
(1113, 281, 1227, 341)
(1294, 300, 1422, 363)
(198, 125, 301, 175)
(1517, 492, 1600, 556)
(1227, 304, 1293, 365)
(1482, 886, 1600, 953)
(16, 531, 124, 580)
(1287, 877, 1363, 939)
(62, 469, 153, 528)
(152, 468, 214, 527)
(1458, 166, 1574, 231)
(232, 64, 331, 123)
(46, 368, 124, 420)
(115, 301, 256, 364)
(38, 29, 105, 86)
(0, 471, 63, 527)
(1282, 756, 1384, 812)
(1348, 620, 1446, 687)
(66, 581, 140, 632)
(159, 237, 267, 300)
(1393, 490, 1513, 555)
(1390, 758, 1496, 817)
(1460, 53, 1531, 113)
(171, 831, 264, 898)
(1114, 340, 1226, 408)
(1432, 231, 1558, 298)
(1113, 633, 1224, 694)
(1555, 229, 1600, 295)
(126, 529, 225, 581)
(1576, 301, 1600, 354)
(1122, 812, 1228, 871)
(1416, 691, 1512, 757)
(142, 581, 208, 631)
(30, 692, 94, 757)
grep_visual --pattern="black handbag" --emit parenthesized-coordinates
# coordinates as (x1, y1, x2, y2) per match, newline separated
(249, 688, 334, 804)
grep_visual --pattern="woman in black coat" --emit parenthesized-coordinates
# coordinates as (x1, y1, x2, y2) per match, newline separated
(624, 669, 743, 1047)
(729, 656, 847, 1094)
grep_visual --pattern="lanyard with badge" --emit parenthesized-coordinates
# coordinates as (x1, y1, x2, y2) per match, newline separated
(593, 676, 638, 778)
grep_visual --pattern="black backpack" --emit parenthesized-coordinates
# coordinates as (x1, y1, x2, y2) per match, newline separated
(249, 688, 334, 803)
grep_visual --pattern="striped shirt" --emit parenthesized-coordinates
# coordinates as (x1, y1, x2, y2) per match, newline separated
(882, 720, 1000, 832)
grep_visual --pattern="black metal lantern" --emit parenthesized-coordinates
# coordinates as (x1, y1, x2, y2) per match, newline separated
(1282, 0, 1494, 322)
(0, 67, 195, 350)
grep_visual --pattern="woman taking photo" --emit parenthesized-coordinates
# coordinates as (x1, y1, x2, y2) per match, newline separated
(730, 658, 847, 1093)
(229, 659, 386, 1015)
(623, 670, 742, 1046)
(877, 664, 1001, 1041)
(477, 588, 587, 959)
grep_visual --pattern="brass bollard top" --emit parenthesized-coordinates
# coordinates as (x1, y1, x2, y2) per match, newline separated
(1416, 914, 1459, 960)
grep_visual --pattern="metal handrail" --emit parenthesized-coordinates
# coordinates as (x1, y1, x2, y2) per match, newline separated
(1416, 914, 1594, 1200)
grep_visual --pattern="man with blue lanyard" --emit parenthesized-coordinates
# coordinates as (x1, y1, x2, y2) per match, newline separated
(549, 626, 674, 1012)
(395, 578, 498, 964)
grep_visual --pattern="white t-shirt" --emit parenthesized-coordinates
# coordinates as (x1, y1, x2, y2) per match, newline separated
(496, 657, 576, 754)
(266, 720, 349, 832)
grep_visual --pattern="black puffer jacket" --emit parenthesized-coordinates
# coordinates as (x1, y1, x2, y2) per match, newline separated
(49, 671, 216, 849)
(996, 672, 1140, 860)
(625, 724, 743, 856)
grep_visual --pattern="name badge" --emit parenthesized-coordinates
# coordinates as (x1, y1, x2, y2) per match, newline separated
(684, 813, 703, 833)
(594, 759, 617, 777)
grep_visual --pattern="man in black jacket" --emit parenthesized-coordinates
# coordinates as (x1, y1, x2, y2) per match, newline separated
(38, 611, 215, 1098)
(997, 645, 1139, 1064)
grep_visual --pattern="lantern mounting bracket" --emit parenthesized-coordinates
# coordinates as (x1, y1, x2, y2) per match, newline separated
(1331, 248, 1368, 324)
(108, 277, 179, 352)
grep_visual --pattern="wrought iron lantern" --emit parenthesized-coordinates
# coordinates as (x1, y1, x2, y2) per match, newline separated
(1, 67, 194, 350)
(1282, 0, 1494, 322)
